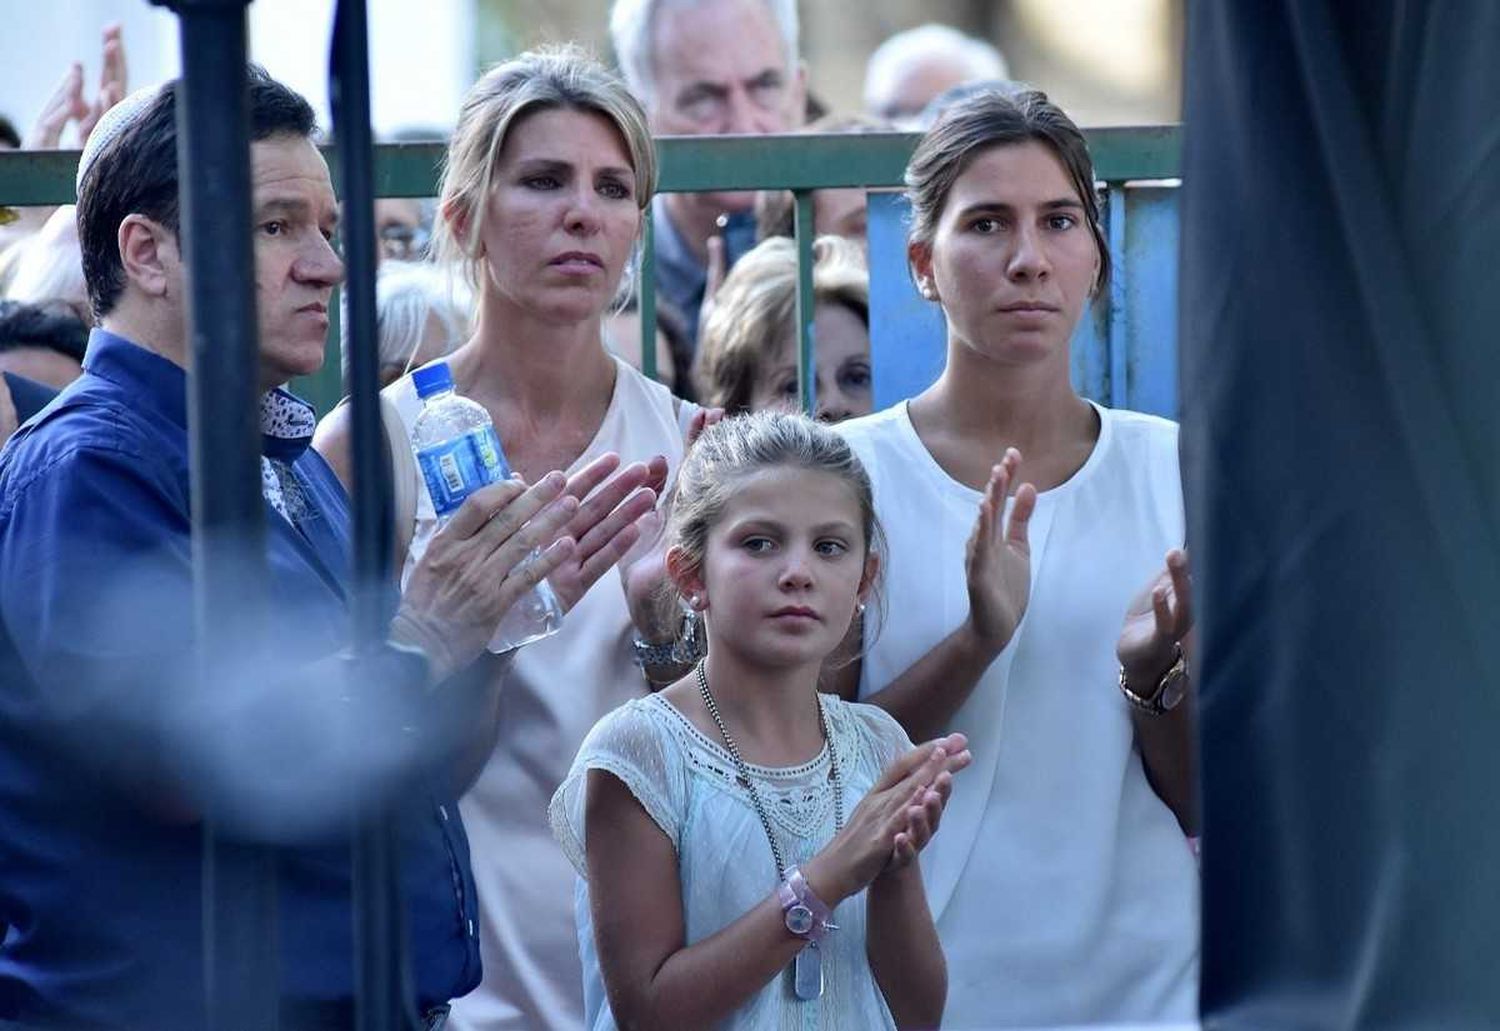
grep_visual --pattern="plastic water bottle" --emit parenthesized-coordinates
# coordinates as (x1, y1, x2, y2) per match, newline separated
(410, 361, 564, 652)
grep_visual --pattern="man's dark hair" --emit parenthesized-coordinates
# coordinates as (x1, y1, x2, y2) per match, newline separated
(0, 300, 89, 363)
(76, 65, 317, 322)
(0, 115, 19, 149)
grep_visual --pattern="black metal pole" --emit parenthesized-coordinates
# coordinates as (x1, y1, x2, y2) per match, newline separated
(330, 0, 414, 1027)
(148, 0, 278, 1028)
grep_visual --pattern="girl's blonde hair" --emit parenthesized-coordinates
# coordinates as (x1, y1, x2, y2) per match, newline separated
(693, 235, 869, 413)
(668, 411, 886, 634)
(433, 44, 657, 296)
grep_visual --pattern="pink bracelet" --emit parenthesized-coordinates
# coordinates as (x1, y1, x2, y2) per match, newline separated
(776, 866, 838, 943)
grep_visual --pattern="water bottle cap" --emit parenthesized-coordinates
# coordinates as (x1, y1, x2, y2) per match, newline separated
(411, 361, 455, 399)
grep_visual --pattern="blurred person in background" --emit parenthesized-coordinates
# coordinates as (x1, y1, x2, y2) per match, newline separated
(341, 259, 471, 390)
(0, 300, 87, 444)
(371, 125, 450, 264)
(753, 112, 898, 249)
(315, 45, 710, 1031)
(603, 293, 690, 396)
(374, 196, 430, 263)
(0, 68, 651, 1030)
(863, 23, 1009, 128)
(695, 234, 871, 423)
(0, 25, 128, 258)
(0, 299, 87, 391)
(610, 0, 806, 354)
(4, 206, 90, 322)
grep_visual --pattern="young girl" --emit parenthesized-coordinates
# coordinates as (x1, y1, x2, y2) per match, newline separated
(551, 412, 970, 1029)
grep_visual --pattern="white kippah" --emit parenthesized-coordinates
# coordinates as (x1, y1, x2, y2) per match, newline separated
(75, 84, 166, 195)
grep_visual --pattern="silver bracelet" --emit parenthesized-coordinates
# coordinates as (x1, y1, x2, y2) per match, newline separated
(631, 607, 705, 670)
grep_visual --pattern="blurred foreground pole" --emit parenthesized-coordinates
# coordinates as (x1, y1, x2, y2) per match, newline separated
(149, 0, 278, 1027)
(330, 0, 414, 1027)
(1182, 2, 1500, 1025)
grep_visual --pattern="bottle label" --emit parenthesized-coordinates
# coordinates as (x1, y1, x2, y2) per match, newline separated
(416, 426, 510, 517)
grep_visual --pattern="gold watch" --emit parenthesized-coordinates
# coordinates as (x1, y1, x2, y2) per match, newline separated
(1119, 643, 1188, 716)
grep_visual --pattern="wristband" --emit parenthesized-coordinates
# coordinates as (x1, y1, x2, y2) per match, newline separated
(776, 865, 837, 942)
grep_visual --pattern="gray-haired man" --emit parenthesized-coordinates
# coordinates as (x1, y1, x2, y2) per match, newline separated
(610, 0, 807, 353)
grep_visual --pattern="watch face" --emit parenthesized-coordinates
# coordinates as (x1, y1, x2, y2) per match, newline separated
(785, 903, 814, 936)
(1160, 670, 1188, 711)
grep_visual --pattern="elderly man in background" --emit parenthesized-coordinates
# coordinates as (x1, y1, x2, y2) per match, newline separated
(863, 22, 1009, 126)
(609, 0, 806, 355)
(0, 67, 650, 1029)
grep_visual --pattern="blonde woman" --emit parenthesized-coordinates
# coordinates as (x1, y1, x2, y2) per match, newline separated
(316, 46, 713, 1030)
(694, 235, 871, 423)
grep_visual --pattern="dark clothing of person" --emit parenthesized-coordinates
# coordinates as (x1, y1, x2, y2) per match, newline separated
(0, 374, 56, 426)
(0, 330, 481, 1028)
(1182, 1, 1500, 1025)
(650, 195, 756, 355)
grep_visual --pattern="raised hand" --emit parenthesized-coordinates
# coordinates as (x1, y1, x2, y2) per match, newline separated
(620, 407, 724, 639)
(28, 63, 90, 150)
(964, 448, 1037, 653)
(77, 25, 129, 144)
(805, 733, 972, 903)
(1116, 547, 1193, 684)
(547, 452, 661, 612)
(27, 26, 129, 150)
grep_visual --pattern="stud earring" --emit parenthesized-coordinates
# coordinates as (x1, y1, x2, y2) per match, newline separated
(856, 602, 867, 615)
(920, 281, 937, 301)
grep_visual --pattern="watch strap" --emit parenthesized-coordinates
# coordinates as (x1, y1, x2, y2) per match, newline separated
(1119, 643, 1186, 716)
(777, 865, 837, 942)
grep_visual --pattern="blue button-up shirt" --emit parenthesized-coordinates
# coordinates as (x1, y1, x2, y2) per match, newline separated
(0, 330, 480, 1027)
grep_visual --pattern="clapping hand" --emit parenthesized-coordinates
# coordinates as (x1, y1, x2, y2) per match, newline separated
(964, 448, 1037, 654)
(1116, 548, 1194, 684)
(884, 732, 970, 873)
(620, 407, 724, 637)
(393, 474, 579, 684)
(807, 733, 971, 902)
(547, 452, 663, 612)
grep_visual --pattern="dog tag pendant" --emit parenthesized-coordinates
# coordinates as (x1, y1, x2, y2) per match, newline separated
(793, 941, 824, 1000)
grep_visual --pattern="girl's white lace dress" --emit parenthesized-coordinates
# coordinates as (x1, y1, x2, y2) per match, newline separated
(550, 692, 915, 1030)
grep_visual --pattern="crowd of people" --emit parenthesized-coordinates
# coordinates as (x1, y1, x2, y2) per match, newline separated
(0, 3, 1199, 1030)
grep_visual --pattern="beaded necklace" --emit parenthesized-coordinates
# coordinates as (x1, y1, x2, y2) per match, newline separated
(695, 660, 844, 1000)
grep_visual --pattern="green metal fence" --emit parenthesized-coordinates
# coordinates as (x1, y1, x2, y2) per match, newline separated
(0, 127, 1181, 416)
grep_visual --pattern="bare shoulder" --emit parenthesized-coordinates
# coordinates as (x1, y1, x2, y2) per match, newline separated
(311, 401, 353, 489)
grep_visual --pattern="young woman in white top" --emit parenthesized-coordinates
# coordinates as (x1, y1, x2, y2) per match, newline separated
(553, 411, 972, 1029)
(316, 46, 717, 1031)
(831, 87, 1200, 1027)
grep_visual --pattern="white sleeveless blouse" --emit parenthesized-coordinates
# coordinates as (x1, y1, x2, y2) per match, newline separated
(386, 357, 697, 1031)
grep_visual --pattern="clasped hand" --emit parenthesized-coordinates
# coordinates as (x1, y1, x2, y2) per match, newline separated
(810, 733, 972, 902)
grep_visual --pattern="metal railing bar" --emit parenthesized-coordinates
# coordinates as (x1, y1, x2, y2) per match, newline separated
(1106, 187, 1130, 409)
(638, 213, 658, 381)
(792, 190, 817, 415)
(0, 127, 1183, 208)
(329, 0, 415, 1026)
(150, 0, 279, 1026)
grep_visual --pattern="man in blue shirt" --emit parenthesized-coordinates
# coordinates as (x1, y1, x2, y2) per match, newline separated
(0, 68, 649, 1030)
